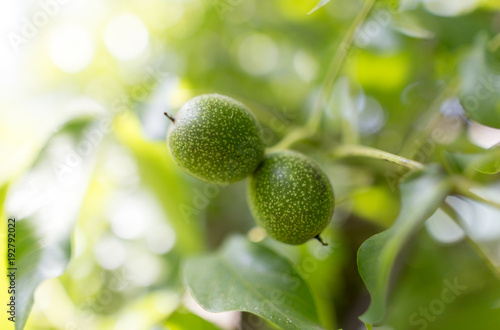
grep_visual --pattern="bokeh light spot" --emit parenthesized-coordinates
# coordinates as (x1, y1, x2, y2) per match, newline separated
(293, 50, 318, 83)
(425, 209, 465, 244)
(423, 0, 478, 16)
(238, 34, 278, 75)
(94, 235, 126, 270)
(104, 14, 149, 61)
(146, 223, 176, 254)
(48, 24, 94, 73)
(108, 195, 149, 240)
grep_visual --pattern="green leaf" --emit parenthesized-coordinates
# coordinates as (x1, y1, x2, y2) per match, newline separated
(471, 146, 500, 174)
(164, 310, 221, 330)
(184, 235, 323, 330)
(442, 151, 477, 174)
(391, 13, 435, 39)
(459, 34, 500, 129)
(442, 146, 500, 176)
(357, 167, 451, 325)
(6, 118, 100, 330)
(308, 0, 331, 15)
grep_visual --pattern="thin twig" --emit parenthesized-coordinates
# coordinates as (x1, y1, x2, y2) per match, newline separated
(270, 0, 377, 151)
(441, 201, 500, 279)
(399, 77, 460, 158)
(331, 144, 425, 170)
(267, 127, 313, 153)
(453, 178, 500, 210)
(308, 0, 377, 132)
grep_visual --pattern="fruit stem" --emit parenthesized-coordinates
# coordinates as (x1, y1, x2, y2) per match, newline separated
(398, 77, 460, 158)
(164, 112, 176, 123)
(332, 145, 425, 170)
(268, 127, 312, 152)
(315, 234, 328, 246)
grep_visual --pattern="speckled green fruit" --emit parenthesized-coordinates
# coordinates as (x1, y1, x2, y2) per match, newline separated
(247, 151, 335, 245)
(167, 94, 264, 184)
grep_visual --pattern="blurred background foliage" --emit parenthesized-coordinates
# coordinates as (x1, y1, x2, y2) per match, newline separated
(1, 0, 500, 329)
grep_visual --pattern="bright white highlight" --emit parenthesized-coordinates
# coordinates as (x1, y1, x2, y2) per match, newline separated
(48, 24, 94, 73)
(104, 14, 149, 60)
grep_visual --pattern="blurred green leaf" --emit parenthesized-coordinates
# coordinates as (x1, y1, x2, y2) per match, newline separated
(164, 310, 221, 330)
(7, 117, 100, 330)
(471, 146, 500, 174)
(385, 231, 500, 329)
(0, 111, 100, 188)
(442, 146, 500, 176)
(115, 114, 205, 254)
(391, 13, 435, 39)
(442, 151, 477, 174)
(459, 34, 500, 129)
(184, 235, 323, 330)
(357, 167, 451, 325)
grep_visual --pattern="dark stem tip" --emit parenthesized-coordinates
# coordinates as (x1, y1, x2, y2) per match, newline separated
(164, 112, 176, 123)
(314, 234, 328, 246)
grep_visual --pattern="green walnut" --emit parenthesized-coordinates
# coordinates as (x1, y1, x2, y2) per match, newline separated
(166, 94, 264, 184)
(247, 150, 335, 245)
